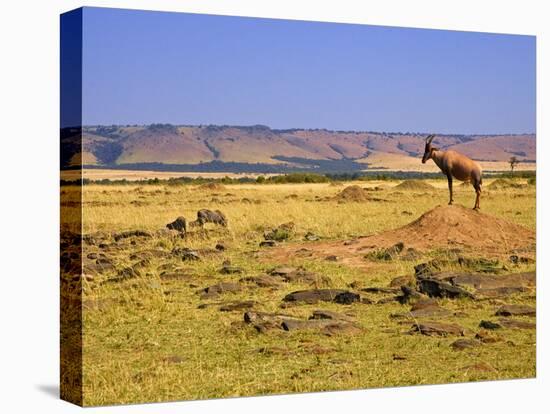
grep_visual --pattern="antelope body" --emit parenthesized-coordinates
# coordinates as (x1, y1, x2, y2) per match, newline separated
(421, 134, 483, 210)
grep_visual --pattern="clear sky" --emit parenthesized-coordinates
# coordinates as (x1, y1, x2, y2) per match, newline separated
(81, 7, 536, 134)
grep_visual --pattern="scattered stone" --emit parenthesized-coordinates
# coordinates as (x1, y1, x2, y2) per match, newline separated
(417, 279, 475, 299)
(495, 304, 536, 317)
(200, 282, 242, 298)
(479, 320, 502, 330)
(215, 242, 226, 251)
(166, 216, 187, 233)
(498, 318, 536, 330)
(219, 301, 256, 312)
(325, 255, 339, 262)
(172, 247, 200, 261)
(283, 289, 360, 304)
(87, 253, 98, 260)
(304, 232, 320, 241)
(509, 255, 534, 264)
(243, 311, 297, 333)
(451, 339, 480, 350)
(397, 286, 431, 304)
(410, 321, 466, 337)
(362, 287, 400, 294)
(259, 240, 277, 248)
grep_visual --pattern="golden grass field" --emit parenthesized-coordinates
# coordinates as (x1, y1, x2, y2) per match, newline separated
(61, 178, 536, 406)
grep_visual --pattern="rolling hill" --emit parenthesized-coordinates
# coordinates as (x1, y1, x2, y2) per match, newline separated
(61, 124, 536, 173)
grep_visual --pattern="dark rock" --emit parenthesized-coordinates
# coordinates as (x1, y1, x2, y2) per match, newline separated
(243, 311, 297, 333)
(259, 240, 277, 248)
(195, 209, 227, 227)
(479, 320, 502, 330)
(334, 291, 361, 304)
(410, 321, 466, 337)
(215, 242, 226, 251)
(282, 319, 361, 335)
(397, 286, 431, 304)
(495, 304, 536, 317)
(200, 282, 242, 298)
(418, 279, 475, 299)
(362, 287, 400, 294)
(509, 255, 535, 264)
(283, 289, 359, 304)
(451, 339, 480, 350)
(325, 255, 339, 262)
(166, 216, 187, 233)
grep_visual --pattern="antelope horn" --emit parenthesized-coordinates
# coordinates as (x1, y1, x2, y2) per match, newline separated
(426, 134, 435, 144)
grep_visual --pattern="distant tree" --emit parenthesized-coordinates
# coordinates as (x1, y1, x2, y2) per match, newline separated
(509, 156, 519, 174)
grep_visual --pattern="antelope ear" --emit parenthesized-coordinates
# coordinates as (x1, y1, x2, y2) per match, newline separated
(426, 134, 435, 144)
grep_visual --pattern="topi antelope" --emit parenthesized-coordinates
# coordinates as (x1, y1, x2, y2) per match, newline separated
(421, 134, 483, 210)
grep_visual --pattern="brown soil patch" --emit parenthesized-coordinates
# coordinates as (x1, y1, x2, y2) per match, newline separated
(262, 205, 535, 270)
(394, 180, 434, 191)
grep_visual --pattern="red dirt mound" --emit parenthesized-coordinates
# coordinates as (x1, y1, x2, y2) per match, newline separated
(261, 205, 535, 269)
(334, 185, 372, 202)
(394, 180, 434, 191)
(370, 205, 535, 254)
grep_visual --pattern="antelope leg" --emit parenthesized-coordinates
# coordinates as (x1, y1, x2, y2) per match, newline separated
(447, 175, 453, 205)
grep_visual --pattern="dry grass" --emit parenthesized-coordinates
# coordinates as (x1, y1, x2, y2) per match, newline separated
(65, 179, 536, 406)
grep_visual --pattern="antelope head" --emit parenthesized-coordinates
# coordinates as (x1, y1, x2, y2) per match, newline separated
(421, 134, 436, 164)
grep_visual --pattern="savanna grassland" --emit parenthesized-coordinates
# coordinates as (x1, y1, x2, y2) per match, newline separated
(61, 177, 536, 406)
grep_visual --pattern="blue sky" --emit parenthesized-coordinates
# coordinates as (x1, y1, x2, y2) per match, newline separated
(80, 7, 535, 134)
